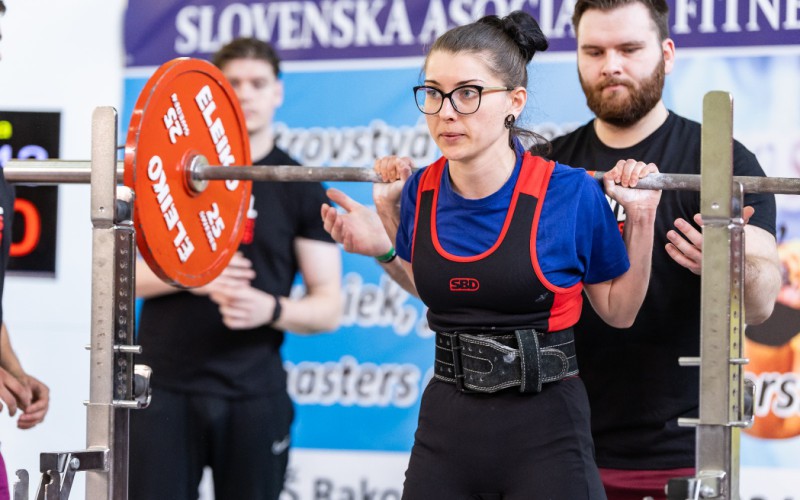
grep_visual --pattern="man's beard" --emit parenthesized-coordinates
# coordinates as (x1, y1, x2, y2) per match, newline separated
(580, 61, 665, 128)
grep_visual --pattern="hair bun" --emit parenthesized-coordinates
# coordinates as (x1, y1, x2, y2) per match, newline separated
(499, 11, 549, 63)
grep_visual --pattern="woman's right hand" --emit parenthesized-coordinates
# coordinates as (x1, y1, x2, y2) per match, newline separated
(372, 156, 414, 218)
(321, 188, 393, 257)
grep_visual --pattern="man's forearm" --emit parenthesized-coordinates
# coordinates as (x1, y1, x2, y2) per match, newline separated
(744, 254, 781, 325)
(743, 226, 781, 325)
(0, 323, 26, 379)
(275, 286, 342, 334)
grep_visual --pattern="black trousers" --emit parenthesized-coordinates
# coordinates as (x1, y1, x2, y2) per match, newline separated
(129, 386, 294, 500)
(402, 377, 606, 500)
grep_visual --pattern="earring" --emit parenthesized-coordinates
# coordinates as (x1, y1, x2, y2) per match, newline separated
(505, 115, 517, 149)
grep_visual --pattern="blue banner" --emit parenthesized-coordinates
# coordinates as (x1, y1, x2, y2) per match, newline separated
(124, 1, 800, 496)
(125, 0, 800, 67)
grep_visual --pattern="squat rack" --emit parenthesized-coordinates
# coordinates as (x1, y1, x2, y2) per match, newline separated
(3, 91, 779, 499)
(10, 108, 151, 500)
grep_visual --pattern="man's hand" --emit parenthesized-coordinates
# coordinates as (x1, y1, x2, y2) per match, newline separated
(189, 252, 255, 296)
(17, 374, 49, 429)
(209, 284, 276, 330)
(0, 366, 32, 417)
(666, 206, 755, 274)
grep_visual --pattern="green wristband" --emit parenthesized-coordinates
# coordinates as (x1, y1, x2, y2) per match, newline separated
(375, 246, 397, 263)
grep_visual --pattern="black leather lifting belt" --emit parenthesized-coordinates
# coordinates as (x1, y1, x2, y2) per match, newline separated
(434, 328, 578, 393)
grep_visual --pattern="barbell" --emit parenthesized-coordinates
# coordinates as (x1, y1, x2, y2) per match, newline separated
(11, 161, 800, 194)
(5, 57, 800, 288)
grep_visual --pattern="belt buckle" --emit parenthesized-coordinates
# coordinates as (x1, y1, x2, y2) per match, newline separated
(450, 334, 466, 392)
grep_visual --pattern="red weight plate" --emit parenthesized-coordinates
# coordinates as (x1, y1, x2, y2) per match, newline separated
(125, 58, 252, 288)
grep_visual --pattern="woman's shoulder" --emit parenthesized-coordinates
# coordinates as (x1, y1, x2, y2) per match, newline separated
(407, 156, 446, 190)
(550, 161, 595, 185)
(545, 161, 606, 206)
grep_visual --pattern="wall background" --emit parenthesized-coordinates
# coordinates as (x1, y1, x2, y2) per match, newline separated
(0, 1, 128, 498)
(0, 1, 799, 499)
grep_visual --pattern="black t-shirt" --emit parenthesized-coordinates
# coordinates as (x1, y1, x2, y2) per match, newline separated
(549, 112, 776, 469)
(746, 303, 800, 347)
(136, 147, 334, 397)
(0, 169, 15, 327)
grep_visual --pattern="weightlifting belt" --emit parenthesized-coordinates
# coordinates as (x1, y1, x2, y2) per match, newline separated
(434, 328, 578, 393)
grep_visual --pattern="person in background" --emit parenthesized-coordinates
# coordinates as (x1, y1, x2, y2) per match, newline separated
(325, 10, 661, 498)
(129, 37, 342, 500)
(0, 3, 51, 499)
(547, 0, 780, 497)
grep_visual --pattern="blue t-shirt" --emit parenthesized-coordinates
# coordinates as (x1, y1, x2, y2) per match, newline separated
(395, 152, 628, 287)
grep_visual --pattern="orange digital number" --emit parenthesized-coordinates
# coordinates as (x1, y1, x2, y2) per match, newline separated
(10, 198, 41, 257)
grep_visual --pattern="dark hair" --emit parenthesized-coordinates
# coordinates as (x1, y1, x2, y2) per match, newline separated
(572, 0, 670, 41)
(212, 37, 281, 77)
(0, 1, 6, 15)
(424, 11, 550, 153)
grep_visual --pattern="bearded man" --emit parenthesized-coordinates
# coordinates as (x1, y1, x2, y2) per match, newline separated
(549, 0, 781, 498)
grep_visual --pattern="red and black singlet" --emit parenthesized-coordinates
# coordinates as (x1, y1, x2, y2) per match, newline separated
(411, 153, 583, 334)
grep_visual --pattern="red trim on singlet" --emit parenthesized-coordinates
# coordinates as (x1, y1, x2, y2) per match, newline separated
(413, 154, 584, 331)
(422, 158, 524, 263)
(410, 157, 447, 263)
(519, 156, 583, 331)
